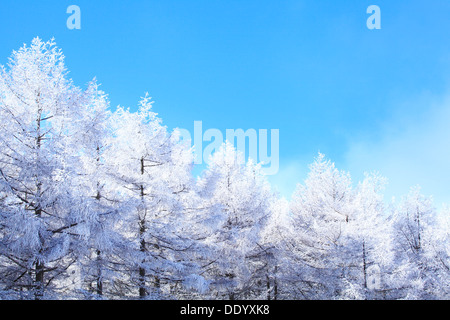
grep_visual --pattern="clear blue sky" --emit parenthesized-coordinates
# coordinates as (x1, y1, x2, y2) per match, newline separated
(1, 1, 450, 204)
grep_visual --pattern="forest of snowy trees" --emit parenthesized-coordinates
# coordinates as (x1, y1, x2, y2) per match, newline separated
(0, 38, 448, 300)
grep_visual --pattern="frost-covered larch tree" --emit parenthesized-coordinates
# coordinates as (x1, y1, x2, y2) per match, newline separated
(391, 186, 443, 299)
(259, 197, 291, 300)
(68, 82, 127, 299)
(0, 38, 109, 299)
(288, 153, 353, 299)
(197, 142, 273, 299)
(105, 95, 206, 299)
(424, 205, 450, 298)
(342, 172, 393, 299)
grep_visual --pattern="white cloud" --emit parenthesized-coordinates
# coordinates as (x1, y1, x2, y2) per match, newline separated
(267, 158, 308, 200)
(344, 93, 450, 208)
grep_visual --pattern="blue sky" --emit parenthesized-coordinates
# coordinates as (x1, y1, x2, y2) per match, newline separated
(1, 1, 450, 205)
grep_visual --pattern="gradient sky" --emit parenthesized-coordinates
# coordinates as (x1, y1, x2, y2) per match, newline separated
(1, 1, 449, 205)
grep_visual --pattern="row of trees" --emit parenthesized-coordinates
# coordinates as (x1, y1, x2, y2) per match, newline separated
(0, 38, 448, 300)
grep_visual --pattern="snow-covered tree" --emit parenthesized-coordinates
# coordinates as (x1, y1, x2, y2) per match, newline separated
(423, 206, 450, 298)
(0, 38, 109, 299)
(260, 197, 291, 300)
(342, 172, 393, 299)
(67, 82, 128, 299)
(104, 95, 205, 299)
(391, 186, 438, 299)
(287, 153, 353, 299)
(197, 142, 273, 299)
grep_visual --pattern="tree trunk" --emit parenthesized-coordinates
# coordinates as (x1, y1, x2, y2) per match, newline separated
(273, 266, 278, 300)
(95, 146, 103, 297)
(34, 103, 44, 300)
(35, 259, 44, 300)
(96, 250, 103, 296)
(139, 230, 146, 298)
(138, 157, 147, 298)
(416, 207, 421, 250)
(362, 240, 367, 289)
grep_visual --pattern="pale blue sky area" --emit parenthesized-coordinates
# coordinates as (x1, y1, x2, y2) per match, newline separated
(1, 1, 449, 204)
